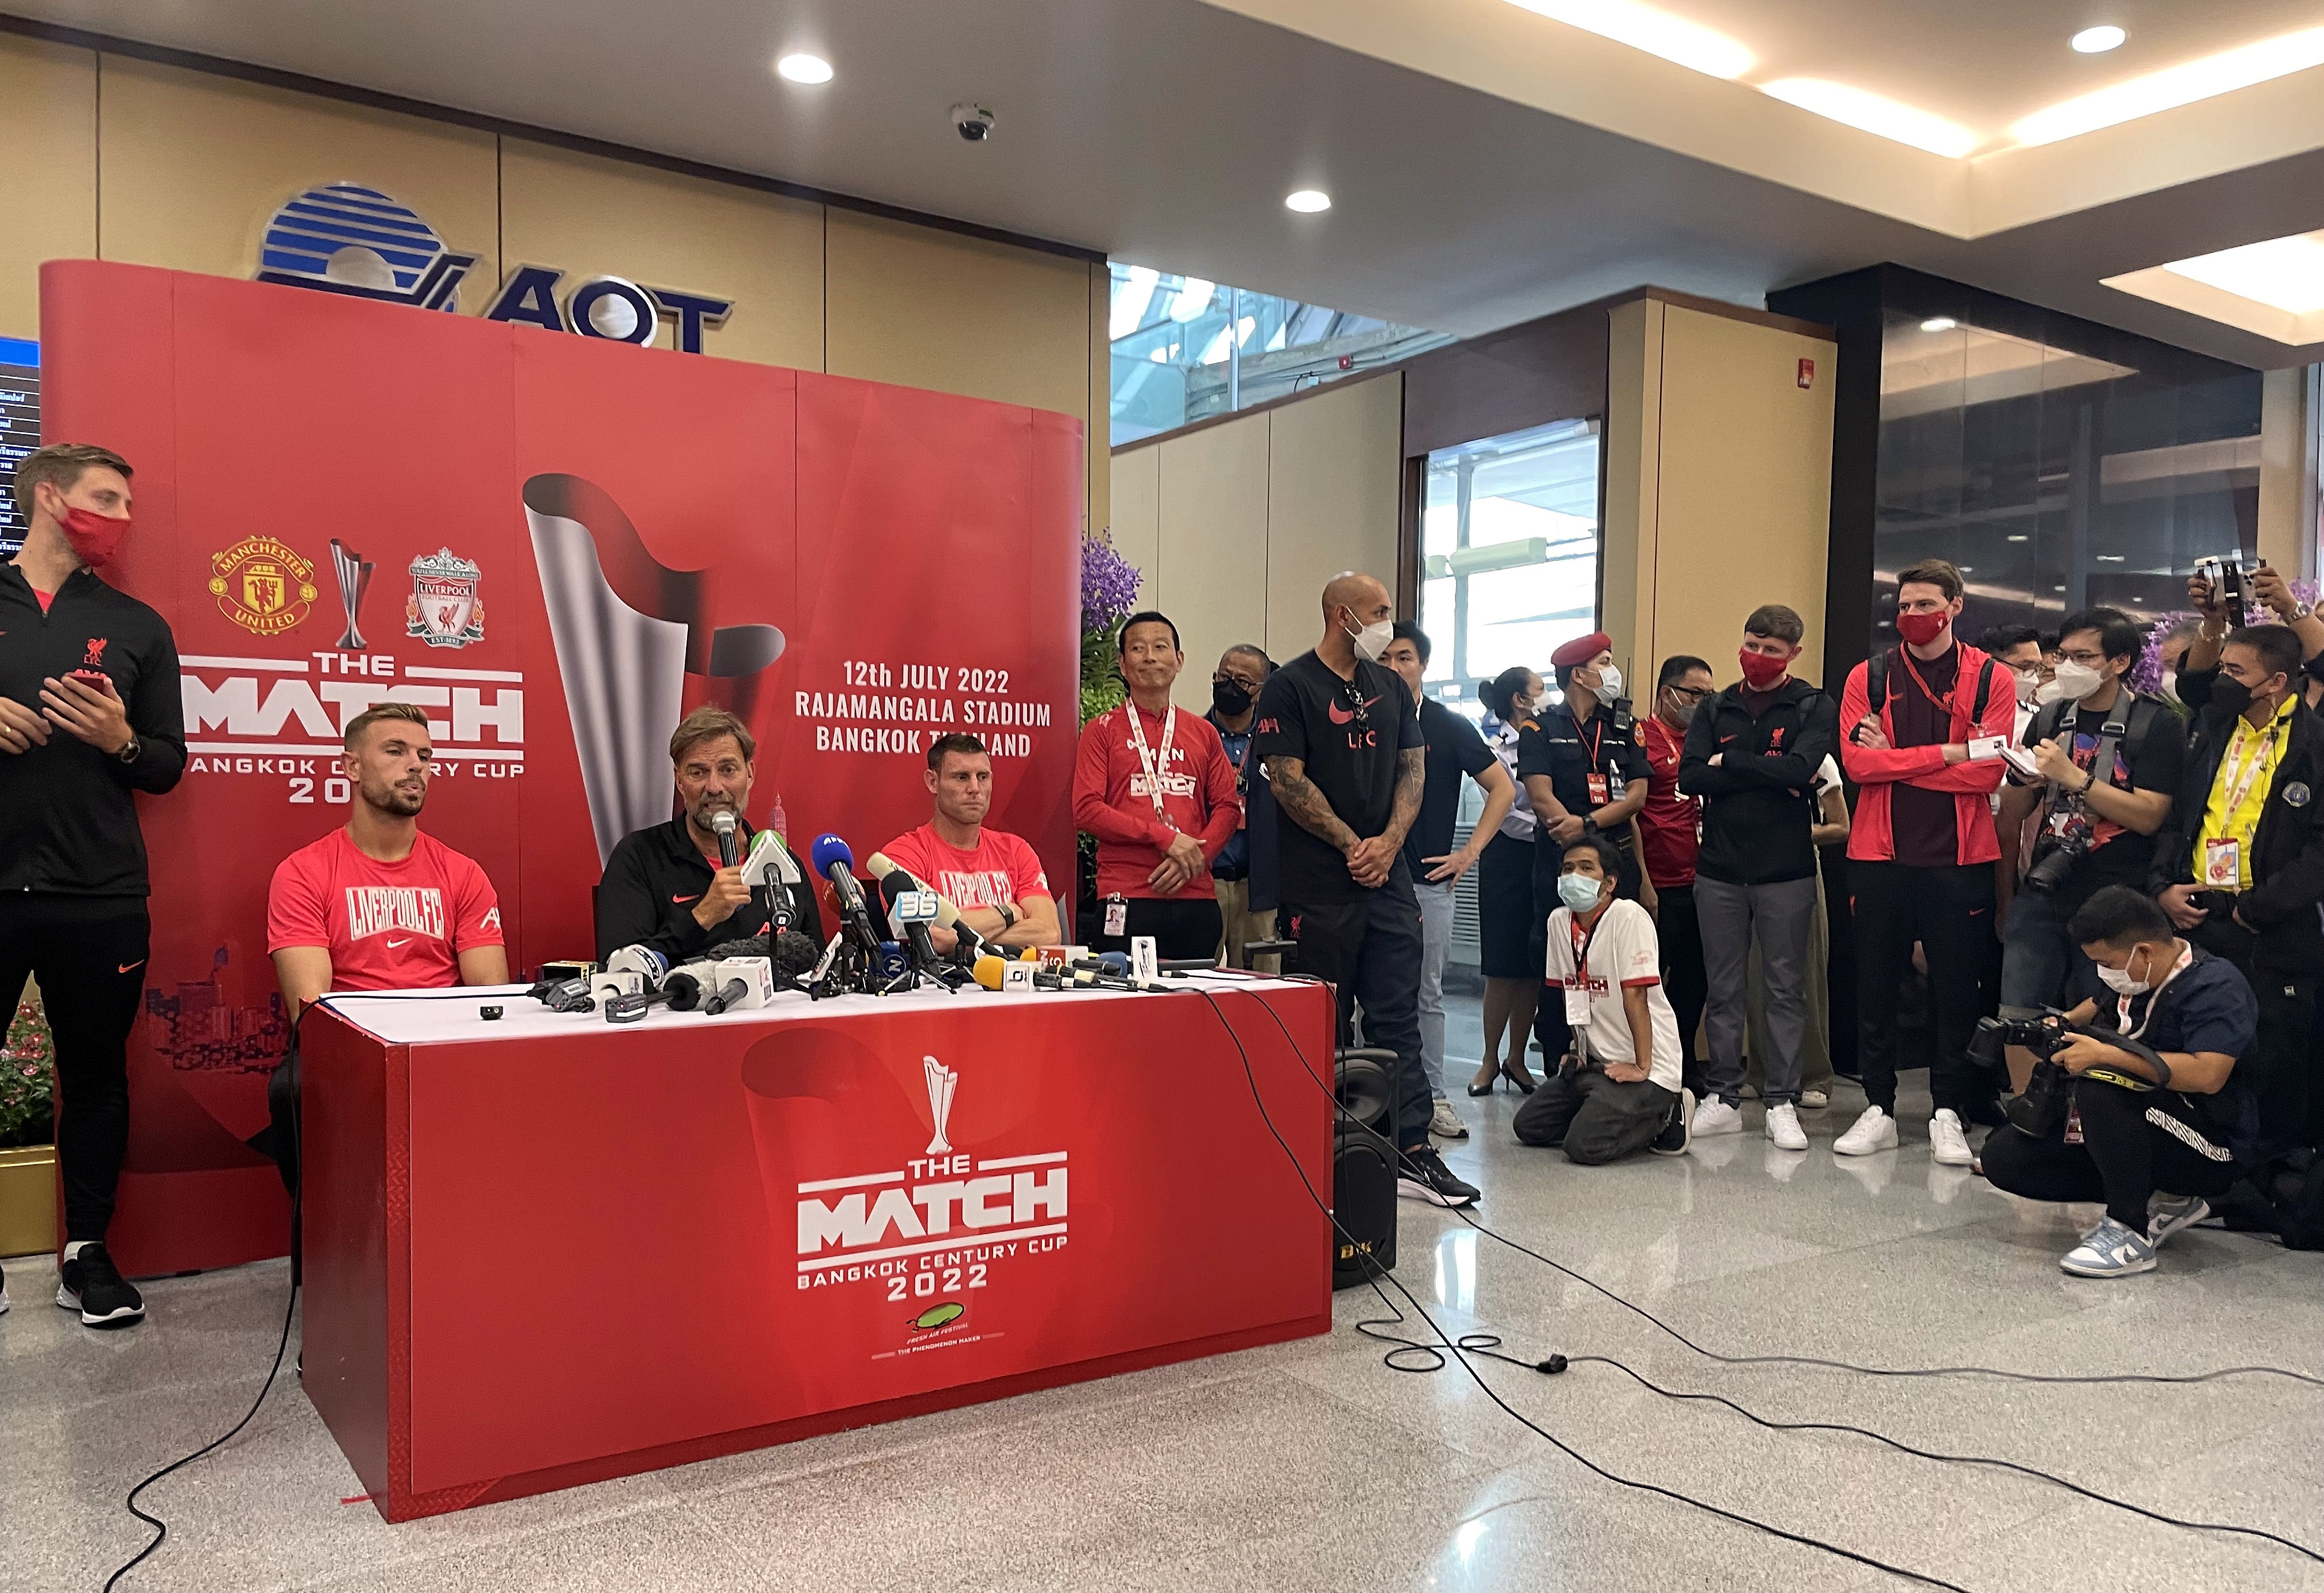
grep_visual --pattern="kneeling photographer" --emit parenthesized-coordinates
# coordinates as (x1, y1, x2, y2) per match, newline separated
(1995, 608, 2182, 1089)
(2151, 622, 2324, 1154)
(1980, 886, 2257, 1277)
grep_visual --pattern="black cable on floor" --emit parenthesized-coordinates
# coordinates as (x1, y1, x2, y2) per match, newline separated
(1237, 977, 2324, 1393)
(1201, 984, 2324, 1576)
(102, 1272, 299, 1592)
(1192, 988, 1971, 1592)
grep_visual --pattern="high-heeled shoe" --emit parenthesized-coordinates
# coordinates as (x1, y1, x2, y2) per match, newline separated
(1466, 1068, 1500, 1098)
(1503, 1063, 1538, 1095)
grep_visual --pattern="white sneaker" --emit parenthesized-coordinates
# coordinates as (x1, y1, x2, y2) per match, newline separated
(1691, 1097, 1744, 1137)
(1800, 1089, 1829, 1109)
(1929, 1109, 1974, 1167)
(1834, 1105, 1897, 1156)
(1765, 1102, 1808, 1151)
(1429, 1098, 1470, 1140)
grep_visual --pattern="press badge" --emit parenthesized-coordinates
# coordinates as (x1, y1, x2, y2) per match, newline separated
(1104, 897, 1127, 936)
(1564, 984, 1592, 1025)
(1586, 772, 1611, 805)
(2202, 839, 2242, 889)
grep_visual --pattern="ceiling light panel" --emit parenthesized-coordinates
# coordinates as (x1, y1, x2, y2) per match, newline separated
(775, 52, 832, 84)
(2012, 25, 2324, 145)
(1502, 0, 1753, 80)
(2162, 231, 2324, 315)
(2070, 25, 2127, 54)
(1760, 79, 1980, 157)
(1284, 189, 1332, 212)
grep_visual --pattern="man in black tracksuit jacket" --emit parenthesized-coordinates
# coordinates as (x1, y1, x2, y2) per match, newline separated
(594, 815, 824, 966)
(1, 444, 185, 1328)
(1678, 617, 1838, 1133)
(2154, 625, 2324, 1155)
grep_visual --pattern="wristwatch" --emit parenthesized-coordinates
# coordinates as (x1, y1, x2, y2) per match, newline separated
(2291, 602, 2315, 623)
(996, 901, 1018, 930)
(115, 735, 141, 764)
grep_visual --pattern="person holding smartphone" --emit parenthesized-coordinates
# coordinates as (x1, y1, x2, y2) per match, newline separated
(0, 444, 186, 1329)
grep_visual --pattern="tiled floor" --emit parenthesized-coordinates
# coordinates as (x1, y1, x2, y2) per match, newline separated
(6, 995, 2323, 1592)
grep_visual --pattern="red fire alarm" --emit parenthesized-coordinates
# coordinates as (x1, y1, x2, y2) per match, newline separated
(1338, 354, 1354, 371)
(1797, 358, 1816, 388)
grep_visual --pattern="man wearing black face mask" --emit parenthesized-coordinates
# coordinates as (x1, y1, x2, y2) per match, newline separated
(1639, 655, 1714, 1095)
(2152, 623, 2324, 1154)
(1206, 643, 1278, 967)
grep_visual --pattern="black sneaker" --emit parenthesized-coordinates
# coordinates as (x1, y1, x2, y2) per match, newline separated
(1397, 1145, 1480, 1208)
(1, 1260, 10, 1315)
(56, 1243, 145, 1328)
(1650, 1088, 1695, 1157)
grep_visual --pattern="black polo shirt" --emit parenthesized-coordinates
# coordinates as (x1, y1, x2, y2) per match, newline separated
(594, 816, 824, 964)
(1515, 701, 1648, 877)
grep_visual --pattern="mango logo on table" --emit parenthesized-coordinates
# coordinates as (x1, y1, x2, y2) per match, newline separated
(908, 1301, 965, 1333)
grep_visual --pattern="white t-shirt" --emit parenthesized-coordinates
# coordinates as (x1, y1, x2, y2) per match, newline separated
(1544, 897, 1682, 1090)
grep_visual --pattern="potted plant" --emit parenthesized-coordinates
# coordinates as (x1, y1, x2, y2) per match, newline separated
(1077, 531, 1142, 930)
(0, 994, 58, 1257)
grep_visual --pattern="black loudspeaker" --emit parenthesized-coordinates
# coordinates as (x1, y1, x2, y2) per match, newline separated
(1332, 1048, 1398, 1289)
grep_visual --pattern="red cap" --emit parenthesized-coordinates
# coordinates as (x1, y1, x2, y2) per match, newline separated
(1550, 631, 1612, 669)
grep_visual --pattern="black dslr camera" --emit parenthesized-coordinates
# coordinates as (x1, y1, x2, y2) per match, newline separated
(1973, 1009, 2163, 1138)
(2021, 829, 2089, 895)
(1967, 1009, 2074, 1071)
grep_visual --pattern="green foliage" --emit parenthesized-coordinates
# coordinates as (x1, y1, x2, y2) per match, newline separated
(0, 997, 54, 1147)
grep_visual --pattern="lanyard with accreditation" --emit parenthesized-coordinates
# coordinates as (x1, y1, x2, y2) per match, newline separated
(2204, 712, 2284, 889)
(1561, 908, 1610, 1037)
(1126, 704, 1180, 829)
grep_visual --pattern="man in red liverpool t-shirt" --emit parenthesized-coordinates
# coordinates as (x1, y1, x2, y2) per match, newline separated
(1639, 654, 1714, 1097)
(882, 732, 1061, 955)
(267, 701, 508, 1011)
(1073, 610, 1242, 961)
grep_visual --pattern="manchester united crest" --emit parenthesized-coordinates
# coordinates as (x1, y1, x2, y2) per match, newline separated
(406, 547, 486, 648)
(207, 537, 318, 637)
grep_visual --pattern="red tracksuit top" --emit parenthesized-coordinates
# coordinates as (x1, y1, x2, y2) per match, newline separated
(1838, 639, 2013, 866)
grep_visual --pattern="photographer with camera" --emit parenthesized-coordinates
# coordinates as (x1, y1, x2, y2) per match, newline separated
(2151, 622, 2324, 1155)
(1980, 887, 2257, 1277)
(1994, 610, 2182, 1084)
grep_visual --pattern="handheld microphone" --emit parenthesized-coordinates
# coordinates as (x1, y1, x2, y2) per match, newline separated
(701, 956, 776, 1015)
(606, 957, 716, 1022)
(865, 852, 989, 960)
(1067, 952, 1131, 979)
(740, 830, 802, 930)
(877, 871, 945, 972)
(810, 834, 885, 953)
(973, 953, 1059, 991)
(712, 810, 739, 869)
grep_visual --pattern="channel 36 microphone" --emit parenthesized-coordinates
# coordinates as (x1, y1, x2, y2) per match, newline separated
(810, 834, 885, 953)
(864, 852, 988, 962)
(711, 809, 740, 869)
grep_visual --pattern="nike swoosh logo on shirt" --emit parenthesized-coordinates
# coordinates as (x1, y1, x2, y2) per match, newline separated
(672, 893, 701, 904)
(116, 960, 144, 974)
(387, 937, 410, 948)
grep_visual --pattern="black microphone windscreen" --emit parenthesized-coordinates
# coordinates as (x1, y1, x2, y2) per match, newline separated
(774, 930, 821, 976)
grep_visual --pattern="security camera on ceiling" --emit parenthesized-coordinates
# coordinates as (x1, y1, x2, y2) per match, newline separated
(951, 103, 997, 142)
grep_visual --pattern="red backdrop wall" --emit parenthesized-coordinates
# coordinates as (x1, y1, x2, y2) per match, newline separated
(39, 261, 1083, 1276)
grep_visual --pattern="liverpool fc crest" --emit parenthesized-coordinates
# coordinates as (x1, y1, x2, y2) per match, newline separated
(406, 547, 485, 648)
(208, 537, 318, 637)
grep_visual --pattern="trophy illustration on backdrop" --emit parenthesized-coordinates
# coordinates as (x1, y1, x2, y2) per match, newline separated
(329, 538, 373, 649)
(523, 474, 786, 865)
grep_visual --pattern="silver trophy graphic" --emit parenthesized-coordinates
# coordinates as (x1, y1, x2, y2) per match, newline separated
(329, 539, 373, 649)
(923, 1056, 959, 1156)
(523, 474, 785, 865)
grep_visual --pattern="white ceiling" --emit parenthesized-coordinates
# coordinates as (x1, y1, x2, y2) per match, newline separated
(9, 0, 2324, 365)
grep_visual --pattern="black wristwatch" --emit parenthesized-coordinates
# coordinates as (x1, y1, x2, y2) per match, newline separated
(115, 735, 141, 764)
(997, 901, 1018, 930)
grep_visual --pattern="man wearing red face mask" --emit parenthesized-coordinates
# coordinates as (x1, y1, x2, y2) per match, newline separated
(0, 443, 186, 1329)
(1835, 558, 2014, 1167)
(1678, 605, 1838, 1152)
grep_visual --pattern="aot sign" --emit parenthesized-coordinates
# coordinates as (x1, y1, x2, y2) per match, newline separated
(251, 182, 733, 350)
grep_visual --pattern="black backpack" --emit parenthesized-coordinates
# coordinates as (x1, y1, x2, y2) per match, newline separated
(2217, 1149, 2324, 1250)
(1865, 646, 1999, 727)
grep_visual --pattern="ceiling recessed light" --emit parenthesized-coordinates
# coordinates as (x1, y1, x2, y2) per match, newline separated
(1285, 189, 1332, 214)
(776, 53, 833, 84)
(2071, 25, 2127, 54)
(1503, 0, 1753, 80)
(1919, 316, 1959, 332)
(2161, 231, 2324, 315)
(2097, 554, 2125, 561)
(1760, 79, 1980, 157)
(2008, 534, 2029, 542)
(2013, 25, 2324, 145)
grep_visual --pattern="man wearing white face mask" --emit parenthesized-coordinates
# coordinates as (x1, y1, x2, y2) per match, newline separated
(1980, 886, 2257, 1277)
(1995, 609, 2182, 1080)
(1257, 573, 1478, 1207)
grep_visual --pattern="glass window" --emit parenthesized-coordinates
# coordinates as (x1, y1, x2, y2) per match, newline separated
(1108, 263, 1448, 446)
(0, 337, 38, 557)
(1416, 418, 1601, 711)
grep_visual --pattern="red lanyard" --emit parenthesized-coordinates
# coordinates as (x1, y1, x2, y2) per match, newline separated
(1642, 716, 1678, 770)
(1568, 907, 1607, 984)
(1896, 649, 1955, 724)
(1571, 708, 1605, 768)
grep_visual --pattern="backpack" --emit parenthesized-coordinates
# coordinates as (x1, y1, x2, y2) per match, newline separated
(1865, 646, 1998, 728)
(2025, 692, 2166, 795)
(2216, 1149, 2324, 1251)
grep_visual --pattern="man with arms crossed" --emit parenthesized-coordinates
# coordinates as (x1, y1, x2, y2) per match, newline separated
(1256, 573, 1478, 1207)
(0, 443, 184, 1327)
(266, 703, 508, 1196)
(882, 733, 1061, 954)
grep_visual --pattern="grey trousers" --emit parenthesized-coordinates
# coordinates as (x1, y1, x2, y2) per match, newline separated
(1698, 874, 1817, 1107)
(1415, 877, 1454, 1100)
(1512, 1067, 1678, 1165)
(1748, 870, 1833, 1096)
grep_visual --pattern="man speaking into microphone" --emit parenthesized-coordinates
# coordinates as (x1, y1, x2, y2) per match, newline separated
(595, 707, 822, 962)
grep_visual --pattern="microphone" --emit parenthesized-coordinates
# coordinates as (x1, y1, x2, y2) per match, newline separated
(865, 852, 989, 960)
(877, 871, 945, 972)
(740, 830, 802, 930)
(712, 810, 738, 869)
(701, 956, 775, 1015)
(972, 953, 1059, 991)
(1067, 952, 1131, 979)
(606, 957, 716, 1022)
(809, 834, 885, 953)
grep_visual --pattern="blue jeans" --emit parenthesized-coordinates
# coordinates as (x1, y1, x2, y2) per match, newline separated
(1999, 886, 2106, 1016)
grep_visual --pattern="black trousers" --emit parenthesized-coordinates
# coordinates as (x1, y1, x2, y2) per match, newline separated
(1980, 1075, 2241, 1231)
(1281, 858, 1428, 1151)
(1851, 860, 1994, 1116)
(1089, 895, 1225, 963)
(1657, 882, 1710, 1095)
(0, 894, 149, 1243)
(1513, 1066, 1677, 1164)
(2188, 921, 2319, 1157)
